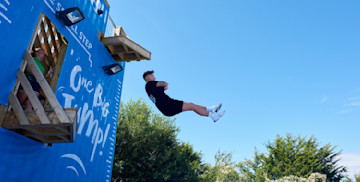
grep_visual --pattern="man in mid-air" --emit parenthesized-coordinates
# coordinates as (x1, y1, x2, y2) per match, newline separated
(143, 70, 225, 122)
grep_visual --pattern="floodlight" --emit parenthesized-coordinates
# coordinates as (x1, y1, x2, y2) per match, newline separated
(103, 63, 123, 75)
(56, 7, 85, 26)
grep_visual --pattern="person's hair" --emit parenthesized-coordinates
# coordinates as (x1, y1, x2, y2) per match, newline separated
(31, 48, 44, 57)
(143, 70, 154, 80)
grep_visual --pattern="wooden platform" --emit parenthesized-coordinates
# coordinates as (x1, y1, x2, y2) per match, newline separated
(1, 50, 77, 144)
(102, 26, 151, 62)
(2, 108, 77, 143)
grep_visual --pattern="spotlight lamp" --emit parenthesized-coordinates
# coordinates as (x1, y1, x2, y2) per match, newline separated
(56, 7, 85, 26)
(103, 63, 123, 75)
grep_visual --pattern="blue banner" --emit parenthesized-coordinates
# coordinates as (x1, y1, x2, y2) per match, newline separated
(0, 0, 123, 181)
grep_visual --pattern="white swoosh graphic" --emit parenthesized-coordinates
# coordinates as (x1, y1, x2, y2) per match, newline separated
(66, 166, 79, 176)
(61, 154, 87, 175)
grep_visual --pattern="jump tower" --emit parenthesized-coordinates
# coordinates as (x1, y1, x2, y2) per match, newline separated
(0, 0, 151, 181)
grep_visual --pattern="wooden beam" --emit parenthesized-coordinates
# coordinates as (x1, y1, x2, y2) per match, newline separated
(104, 0, 110, 8)
(3, 108, 77, 128)
(26, 127, 69, 136)
(40, 21, 55, 67)
(24, 51, 71, 124)
(17, 70, 51, 124)
(49, 43, 66, 92)
(45, 43, 67, 110)
(3, 108, 76, 143)
(0, 104, 7, 126)
(34, 35, 42, 52)
(118, 53, 125, 61)
(122, 44, 129, 52)
(107, 45, 126, 54)
(135, 52, 141, 61)
(114, 26, 126, 37)
(98, 30, 104, 42)
(8, 92, 30, 125)
(45, 17, 59, 55)
(103, 36, 151, 60)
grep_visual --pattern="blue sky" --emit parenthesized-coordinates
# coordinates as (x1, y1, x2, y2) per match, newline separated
(108, 0, 360, 176)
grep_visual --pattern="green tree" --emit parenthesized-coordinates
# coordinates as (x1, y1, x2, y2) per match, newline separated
(199, 151, 241, 182)
(238, 149, 266, 182)
(239, 134, 347, 181)
(112, 99, 202, 182)
(356, 172, 360, 182)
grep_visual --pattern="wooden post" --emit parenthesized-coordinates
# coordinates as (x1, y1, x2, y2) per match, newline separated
(40, 21, 55, 67)
(45, 17, 59, 55)
(8, 92, 30, 125)
(17, 70, 51, 124)
(0, 104, 7, 126)
(24, 51, 71, 124)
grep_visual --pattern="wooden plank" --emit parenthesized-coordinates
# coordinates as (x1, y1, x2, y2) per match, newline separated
(3, 108, 76, 127)
(26, 127, 69, 136)
(49, 43, 67, 92)
(103, 36, 151, 60)
(0, 104, 7, 126)
(104, 0, 110, 8)
(135, 52, 141, 61)
(122, 44, 129, 52)
(17, 70, 51, 124)
(34, 35, 42, 52)
(40, 21, 55, 67)
(28, 134, 64, 143)
(114, 26, 126, 37)
(107, 45, 126, 54)
(118, 53, 125, 61)
(24, 51, 71, 124)
(8, 92, 30, 125)
(98, 30, 104, 42)
(119, 37, 151, 59)
(45, 17, 59, 55)
(14, 128, 70, 143)
(45, 43, 67, 110)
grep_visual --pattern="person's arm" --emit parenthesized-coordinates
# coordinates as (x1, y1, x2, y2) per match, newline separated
(44, 68, 54, 78)
(25, 65, 32, 74)
(156, 81, 168, 88)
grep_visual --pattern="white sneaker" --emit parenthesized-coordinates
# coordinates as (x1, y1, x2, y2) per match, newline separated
(207, 103, 222, 113)
(209, 110, 225, 122)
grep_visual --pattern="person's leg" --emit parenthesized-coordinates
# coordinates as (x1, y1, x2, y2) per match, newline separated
(17, 89, 27, 105)
(24, 91, 40, 110)
(182, 102, 209, 116)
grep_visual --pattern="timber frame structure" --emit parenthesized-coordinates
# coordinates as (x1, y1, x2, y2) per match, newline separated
(102, 26, 151, 62)
(0, 14, 77, 144)
(0, 51, 77, 144)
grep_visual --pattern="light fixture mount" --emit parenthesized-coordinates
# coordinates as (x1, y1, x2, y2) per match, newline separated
(56, 7, 85, 26)
(103, 63, 123, 75)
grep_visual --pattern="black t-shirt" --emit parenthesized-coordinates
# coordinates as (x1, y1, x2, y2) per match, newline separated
(145, 81, 172, 111)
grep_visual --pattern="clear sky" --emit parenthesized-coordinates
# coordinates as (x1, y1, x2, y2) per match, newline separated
(108, 0, 360, 177)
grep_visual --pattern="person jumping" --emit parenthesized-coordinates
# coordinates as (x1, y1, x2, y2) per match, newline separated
(143, 70, 225, 122)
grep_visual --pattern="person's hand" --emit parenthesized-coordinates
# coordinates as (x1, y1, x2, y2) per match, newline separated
(47, 68, 55, 74)
(45, 68, 54, 78)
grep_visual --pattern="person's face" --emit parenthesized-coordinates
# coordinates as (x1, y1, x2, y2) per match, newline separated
(146, 74, 156, 81)
(36, 50, 45, 60)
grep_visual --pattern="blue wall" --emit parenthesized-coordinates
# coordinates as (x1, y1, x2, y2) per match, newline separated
(0, 0, 124, 181)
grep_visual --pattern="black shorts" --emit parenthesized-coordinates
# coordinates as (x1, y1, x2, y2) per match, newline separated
(19, 75, 41, 93)
(158, 99, 184, 117)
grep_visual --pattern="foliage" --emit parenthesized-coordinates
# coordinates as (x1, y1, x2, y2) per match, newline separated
(264, 173, 326, 182)
(199, 151, 240, 182)
(238, 134, 347, 182)
(112, 99, 202, 182)
(345, 172, 360, 182)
